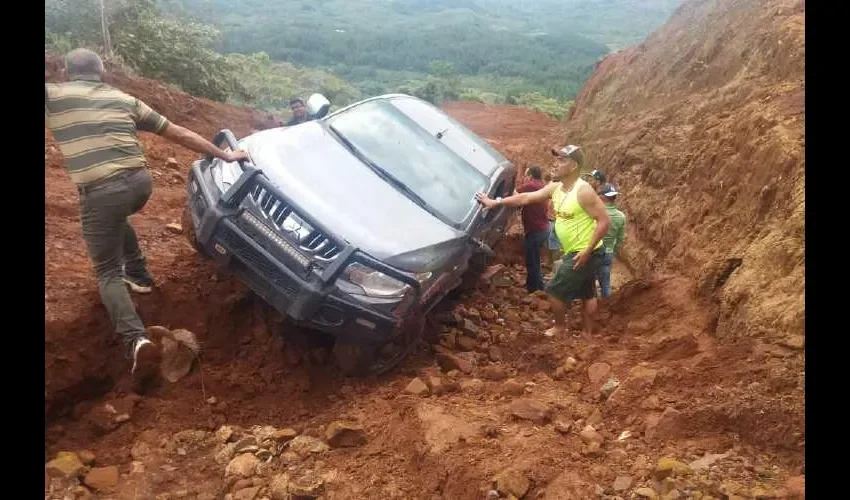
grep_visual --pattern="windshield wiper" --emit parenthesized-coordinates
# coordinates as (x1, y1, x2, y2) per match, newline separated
(327, 124, 433, 213)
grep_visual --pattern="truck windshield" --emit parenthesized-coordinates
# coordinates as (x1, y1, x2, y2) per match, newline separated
(327, 99, 488, 225)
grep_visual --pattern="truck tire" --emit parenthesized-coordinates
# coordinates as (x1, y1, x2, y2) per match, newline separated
(181, 205, 208, 258)
(333, 340, 379, 377)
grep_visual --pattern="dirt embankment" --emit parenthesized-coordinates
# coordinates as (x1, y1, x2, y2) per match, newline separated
(517, 0, 805, 346)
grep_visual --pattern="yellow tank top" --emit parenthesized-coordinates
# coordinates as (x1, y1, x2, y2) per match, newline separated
(551, 179, 603, 254)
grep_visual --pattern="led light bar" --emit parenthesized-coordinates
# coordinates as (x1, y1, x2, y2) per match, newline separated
(240, 211, 310, 268)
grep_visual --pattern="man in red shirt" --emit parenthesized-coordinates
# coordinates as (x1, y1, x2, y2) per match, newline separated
(517, 165, 550, 292)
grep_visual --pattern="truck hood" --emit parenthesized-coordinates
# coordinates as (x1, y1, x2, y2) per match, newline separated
(240, 123, 468, 270)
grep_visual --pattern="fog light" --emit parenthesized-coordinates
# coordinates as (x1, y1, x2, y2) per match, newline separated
(315, 305, 344, 327)
(355, 318, 376, 330)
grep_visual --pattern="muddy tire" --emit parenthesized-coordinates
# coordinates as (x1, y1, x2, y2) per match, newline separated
(181, 205, 207, 257)
(333, 340, 379, 377)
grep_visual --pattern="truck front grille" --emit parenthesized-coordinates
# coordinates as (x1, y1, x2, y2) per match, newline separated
(251, 185, 342, 261)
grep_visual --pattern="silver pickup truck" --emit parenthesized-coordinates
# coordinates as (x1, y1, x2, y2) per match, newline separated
(183, 93, 517, 375)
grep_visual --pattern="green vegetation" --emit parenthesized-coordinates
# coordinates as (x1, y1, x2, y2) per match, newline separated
(46, 0, 681, 119)
(45, 0, 361, 114)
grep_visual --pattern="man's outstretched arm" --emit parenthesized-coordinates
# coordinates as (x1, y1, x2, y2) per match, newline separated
(476, 182, 558, 209)
(160, 123, 250, 164)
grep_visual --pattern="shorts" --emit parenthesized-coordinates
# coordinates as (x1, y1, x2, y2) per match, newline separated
(547, 221, 562, 251)
(544, 247, 606, 302)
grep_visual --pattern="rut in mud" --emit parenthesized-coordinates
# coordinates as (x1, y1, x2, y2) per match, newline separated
(44, 0, 804, 498)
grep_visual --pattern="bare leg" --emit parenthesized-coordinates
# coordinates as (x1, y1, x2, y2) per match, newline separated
(582, 297, 598, 336)
(544, 294, 568, 337)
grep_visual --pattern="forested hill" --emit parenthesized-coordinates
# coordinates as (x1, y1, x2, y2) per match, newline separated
(163, 0, 681, 102)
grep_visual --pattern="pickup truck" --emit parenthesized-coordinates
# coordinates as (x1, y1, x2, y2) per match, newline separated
(183, 93, 516, 375)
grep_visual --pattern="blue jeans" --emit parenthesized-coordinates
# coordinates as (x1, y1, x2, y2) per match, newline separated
(524, 230, 549, 292)
(596, 252, 615, 298)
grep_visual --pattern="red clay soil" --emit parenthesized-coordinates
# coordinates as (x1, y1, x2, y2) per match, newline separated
(44, 0, 805, 494)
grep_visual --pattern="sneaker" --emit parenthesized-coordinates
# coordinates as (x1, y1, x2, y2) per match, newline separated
(124, 274, 154, 294)
(131, 337, 161, 390)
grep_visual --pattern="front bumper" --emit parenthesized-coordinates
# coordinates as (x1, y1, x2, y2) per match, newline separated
(185, 141, 421, 344)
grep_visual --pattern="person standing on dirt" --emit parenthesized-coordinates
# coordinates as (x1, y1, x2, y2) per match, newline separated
(476, 145, 610, 337)
(516, 165, 550, 293)
(45, 48, 250, 390)
(285, 98, 314, 126)
(585, 168, 606, 191)
(595, 183, 626, 299)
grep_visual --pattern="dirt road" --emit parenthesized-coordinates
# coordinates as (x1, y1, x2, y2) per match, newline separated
(45, 72, 803, 497)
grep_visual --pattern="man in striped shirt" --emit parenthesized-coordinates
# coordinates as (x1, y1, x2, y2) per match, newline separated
(45, 48, 250, 390)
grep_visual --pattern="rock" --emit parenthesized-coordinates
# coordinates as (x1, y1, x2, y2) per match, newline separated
(501, 379, 526, 397)
(780, 335, 805, 350)
(554, 420, 572, 434)
(510, 399, 552, 425)
(325, 421, 367, 448)
(45, 451, 86, 479)
(160, 333, 198, 383)
(271, 428, 298, 443)
(165, 222, 183, 234)
(599, 378, 620, 399)
(78, 450, 96, 466)
(69, 485, 95, 499)
(641, 395, 662, 410)
(256, 449, 273, 461)
(587, 362, 611, 385)
(83, 466, 119, 491)
(405, 377, 431, 396)
(287, 436, 329, 457)
(234, 436, 259, 453)
(232, 486, 261, 500)
(586, 408, 603, 427)
(216, 425, 239, 443)
(206, 396, 218, 405)
(481, 264, 506, 284)
(488, 346, 503, 362)
(439, 331, 457, 350)
(438, 352, 474, 374)
(653, 457, 693, 480)
(628, 365, 659, 390)
(426, 376, 447, 395)
(688, 451, 732, 471)
(582, 441, 604, 457)
(645, 407, 686, 441)
(635, 487, 658, 499)
(462, 319, 479, 336)
(225, 454, 260, 478)
(289, 471, 324, 497)
(460, 378, 485, 393)
(481, 364, 508, 381)
(785, 475, 804, 498)
(579, 425, 604, 445)
(457, 335, 478, 351)
(269, 473, 291, 500)
(553, 357, 578, 380)
(166, 157, 180, 169)
(612, 475, 632, 491)
(493, 468, 530, 498)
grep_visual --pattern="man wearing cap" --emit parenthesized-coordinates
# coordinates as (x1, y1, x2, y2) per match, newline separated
(476, 145, 610, 337)
(596, 183, 627, 298)
(586, 169, 606, 191)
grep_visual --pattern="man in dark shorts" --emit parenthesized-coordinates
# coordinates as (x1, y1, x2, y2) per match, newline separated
(476, 144, 610, 337)
(516, 165, 550, 292)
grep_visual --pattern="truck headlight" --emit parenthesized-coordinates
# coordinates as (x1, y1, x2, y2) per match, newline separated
(338, 262, 431, 299)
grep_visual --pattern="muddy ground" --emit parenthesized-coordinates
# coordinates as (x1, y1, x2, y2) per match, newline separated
(44, 1, 804, 497)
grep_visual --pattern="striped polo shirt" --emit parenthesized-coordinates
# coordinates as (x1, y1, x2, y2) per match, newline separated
(45, 74, 170, 186)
